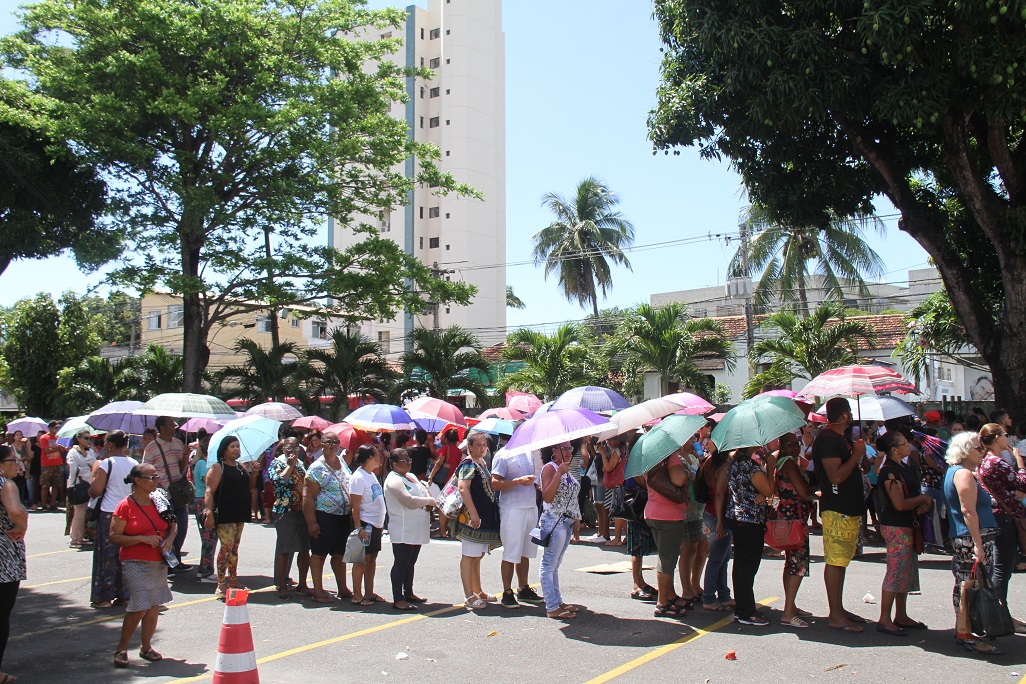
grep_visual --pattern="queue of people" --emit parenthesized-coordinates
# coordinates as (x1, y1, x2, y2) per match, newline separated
(3, 400, 1024, 678)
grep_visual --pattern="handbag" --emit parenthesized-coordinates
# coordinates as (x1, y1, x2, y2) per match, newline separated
(610, 486, 648, 523)
(646, 458, 690, 505)
(530, 513, 565, 547)
(156, 441, 195, 508)
(435, 470, 464, 519)
(968, 561, 1015, 638)
(85, 460, 113, 522)
(342, 529, 366, 564)
(763, 518, 807, 551)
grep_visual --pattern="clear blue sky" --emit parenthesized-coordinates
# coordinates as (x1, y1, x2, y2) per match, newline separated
(0, 0, 930, 339)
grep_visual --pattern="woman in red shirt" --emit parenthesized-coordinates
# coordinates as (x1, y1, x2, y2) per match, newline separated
(109, 464, 177, 668)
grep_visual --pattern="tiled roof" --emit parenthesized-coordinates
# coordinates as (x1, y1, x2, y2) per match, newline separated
(481, 342, 508, 363)
(706, 313, 908, 351)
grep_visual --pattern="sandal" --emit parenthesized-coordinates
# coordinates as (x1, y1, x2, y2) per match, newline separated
(476, 592, 498, 603)
(703, 602, 731, 612)
(780, 615, 810, 628)
(0, 672, 17, 682)
(547, 608, 576, 619)
(371, 594, 387, 603)
(960, 639, 1002, 655)
(277, 589, 292, 601)
(406, 594, 427, 603)
(113, 651, 129, 668)
(336, 588, 354, 599)
(139, 648, 163, 662)
(654, 603, 686, 617)
(465, 596, 487, 610)
(350, 596, 364, 605)
(312, 594, 335, 604)
(293, 586, 313, 596)
(357, 597, 375, 606)
(630, 589, 656, 601)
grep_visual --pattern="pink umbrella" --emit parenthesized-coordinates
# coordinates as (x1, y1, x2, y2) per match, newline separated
(404, 397, 467, 426)
(478, 407, 526, 421)
(292, 415, 331, 430)
(755, 389, 814, 417)
(324, 423, 371, 452)
(796, 365, 919, 399)
(505, 390, 542, 415)
(661, 392, 715, 415)
(180, 417, 228, 433)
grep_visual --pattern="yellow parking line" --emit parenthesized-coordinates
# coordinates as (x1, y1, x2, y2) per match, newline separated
(583, 597, 780, 684)
(15, 585, 276, 639)
(24, 575, 91, 589)
(26, 549, 75, 559)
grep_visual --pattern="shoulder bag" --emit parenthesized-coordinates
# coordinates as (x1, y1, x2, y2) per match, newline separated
(85, 459, 113, 522)
(128, 496, 179, 569)
(68, 449, 92, 505)
(646, 458, 690, 505)
(156, 441, 195, 508)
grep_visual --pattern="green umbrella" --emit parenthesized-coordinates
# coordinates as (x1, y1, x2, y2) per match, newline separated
(624, 414, 708, 479)
(57, 416, 99, 438)
(710, 395, 807, 452)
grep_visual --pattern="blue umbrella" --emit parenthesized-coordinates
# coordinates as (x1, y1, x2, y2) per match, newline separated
(408, 411, 451, 433)
(207, 415, 282, 464)
(551, 386, 631, 413)
(470, 417, 517, 436)
(343, 403, 418, 432)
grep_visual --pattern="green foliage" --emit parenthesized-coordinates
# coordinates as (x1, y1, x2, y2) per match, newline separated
(494, 324, 606, 401)
(0, 78, 118, 275)
(2, 0, 477, 389)
(395, 327, 492, 408)
(79, 292, 136, 346)
(136, 344, 185, 396)
(744, 303, 877, 399)
(306, 328, 395, 420)
(56, 355, 142, 416)
(506, 285, 526, 310)
(647, 0, 1026, 409)
(712, 383, 733, 405)
(606, 302, 735, 400)
(534, 177, 635, 317)
(1, 292, 100, 415)
(729, 204, 885, 315)
(895, 289, 986, 384)
(218, 340, 302, 404)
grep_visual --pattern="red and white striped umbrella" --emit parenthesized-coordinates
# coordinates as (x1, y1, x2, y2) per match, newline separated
(404, 397, 467, 427)
(796, 364, 919, 399)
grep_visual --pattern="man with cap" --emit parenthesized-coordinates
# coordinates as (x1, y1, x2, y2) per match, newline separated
(923, 411, 949, 440)
(813, 397, 868, 632)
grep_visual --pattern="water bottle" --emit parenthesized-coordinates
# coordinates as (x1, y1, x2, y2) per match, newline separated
(361, 523, 372, 547)
(162, 546, 180, 569)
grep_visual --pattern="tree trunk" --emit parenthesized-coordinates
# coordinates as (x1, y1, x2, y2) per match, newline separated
(797, 278, 809, 316)
(180, 225, 208, 393)
(264, 227, 280, 348)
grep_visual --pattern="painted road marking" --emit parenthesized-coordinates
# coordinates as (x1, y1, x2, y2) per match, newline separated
(26, 549, 76, 559)
(582, 597, 780, 684)
(24, 575, 90, 589)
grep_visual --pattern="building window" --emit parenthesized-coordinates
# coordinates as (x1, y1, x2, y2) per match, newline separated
(445, 307, 450, 314)
(430, 87, 440, 98)
(378, 330, 390, 354)
(428, 207, 440, 218)
(379, 212, 390, 232)
(430, 28, 440, 39)
(419, 116, 424, 128)
(420, 57, 424, 67)
(166, 305, 184, 329)
(420, 28, 424, 39)
(419, 237, 424, 249)
(446, 119, 450, 125)
(445, 212, 450, 219)
(419, 207, 424, 219)
(312, 321, 328, 339)
(147, 311, 162, 330)
(445, 244, 450, 250)
(291, 317, 300, 328)
(256, 317, 273, 334)
(445, 150, 450, 156)
(381, 31, 391, 39)
(420, 87, 425, 99)
(446, 58, 450, 64)
(429, 237, 440, 248)
(429, 181, 440, 188)
(446, 89, 450, 95)
(446, 29, 451, 35)
(429, 57, 440, 69)
(429, 117, 439, 128)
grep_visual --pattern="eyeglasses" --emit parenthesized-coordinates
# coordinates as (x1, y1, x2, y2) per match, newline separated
(137, 475, 160, 481)
(0, 459, 18, 464)
(972, 445, 985, 453)
(395, 458, 411, 464)
(322, 439, 340, 445)
(994, 432, 1007, 438)
(554, 445, 572, 452)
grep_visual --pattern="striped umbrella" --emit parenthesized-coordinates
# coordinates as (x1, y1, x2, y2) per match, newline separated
(134, 393, 236, 420)
(244, 402, 303, 422)
(796, 365, 919, 399)
(551, 386, 631, 413)
(343, 404, 417, 432)
(404, 397, 467, 426)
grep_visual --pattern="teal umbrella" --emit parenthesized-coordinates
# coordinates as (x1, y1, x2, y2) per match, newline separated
(624, 413, 708, 479)
(207, 415, 282, 464)
(57, 416, 99, 439)
(710, 395, 807, 452)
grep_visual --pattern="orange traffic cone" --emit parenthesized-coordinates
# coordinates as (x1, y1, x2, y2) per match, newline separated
(212, 589, 259, 683)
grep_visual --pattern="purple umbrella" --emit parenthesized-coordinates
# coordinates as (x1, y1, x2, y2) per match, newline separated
(503, 408, 616, 457)
(86, 400, 148, 434)
(181, 417, 229, 433)
(5, 417, 48, 435)
(551, 386, 631, 413)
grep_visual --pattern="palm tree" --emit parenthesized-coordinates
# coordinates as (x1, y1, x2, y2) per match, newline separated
(729, 204, 885, 315)
(56, 355, 142, 414)
(506, 285, 525, 309)
(394, 326, 492, 408)
(306, 328, 395, 420)
(137, 344, 185, 395)
(606, 303, 735, 399)
(744, 303, 877, 398)
(494, 323, 605, 401)
(217, 339, 302, 404)
(533, 177, 635, 318)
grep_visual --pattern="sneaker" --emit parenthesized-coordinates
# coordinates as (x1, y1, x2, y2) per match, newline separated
(735, 614, 770, 626)
(517, 586, 543, 603)
(197, 574, 219, 584)
(584, 534, 607, 543)
(501, 590, 521, 609)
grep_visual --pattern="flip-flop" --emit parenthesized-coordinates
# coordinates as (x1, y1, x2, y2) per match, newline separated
(312, 595, 335, 604)
(547, 608, 576, 619)
(350, 597, 364, 605)
(703, 603, 731, 612)
(358, 597, 375, 606)
(829, 623, 864, 633)
(894, 619, 927, 630)
(336, 588, 354, 599)
(876, 624, 908, 637)
(0, 672, 17, 682)
(781, 616, 810, 628)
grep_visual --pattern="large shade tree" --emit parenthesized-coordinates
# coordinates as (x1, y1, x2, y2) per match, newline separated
(606, 302, 735, 399)
(730, 204, 886, 315)
(744, 303, 877, 398)
(648, 0, 1026, 420)
(56, 356, 142, 415)
(533, 177, 635, 318)
(2, 0, 475, 392)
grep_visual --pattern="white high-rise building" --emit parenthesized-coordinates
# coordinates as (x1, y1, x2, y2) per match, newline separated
(331, 0, 506, 358)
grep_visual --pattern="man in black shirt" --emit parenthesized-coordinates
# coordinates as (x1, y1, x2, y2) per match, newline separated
(812, 397, 867, 632)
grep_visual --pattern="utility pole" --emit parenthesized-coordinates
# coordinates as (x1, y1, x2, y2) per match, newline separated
(738, 214, 756, 377)
(428, 262, 456, 333)
(264, 226, 281, 348)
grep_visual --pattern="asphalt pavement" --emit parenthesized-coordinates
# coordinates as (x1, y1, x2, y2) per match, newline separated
(8, 509, 1024, 683)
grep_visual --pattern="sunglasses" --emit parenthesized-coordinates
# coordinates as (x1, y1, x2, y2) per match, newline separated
(0, 459, 18, 464)
(322, 439, 340, 445)
(136, 475, 160, 481)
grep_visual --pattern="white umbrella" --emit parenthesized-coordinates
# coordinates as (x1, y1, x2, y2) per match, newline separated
(57, 416, 100, 438)
(5, 417, 48, 435)
(595, 398, 690, 441)
(814, 395, 916, 422)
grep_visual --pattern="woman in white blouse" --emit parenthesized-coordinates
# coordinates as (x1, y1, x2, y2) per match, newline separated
(67, 430, 97, 547)
(383, 449, 435, 610)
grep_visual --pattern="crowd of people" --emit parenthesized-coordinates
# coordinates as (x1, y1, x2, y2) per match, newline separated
(0, 400, 1023, 677)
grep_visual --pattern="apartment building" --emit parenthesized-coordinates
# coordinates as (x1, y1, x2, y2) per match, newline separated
(331, 0, 507, 359)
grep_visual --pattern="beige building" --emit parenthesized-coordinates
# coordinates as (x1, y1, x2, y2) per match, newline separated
(139, 292, 361, 375)
(331, 0, 507, 359)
